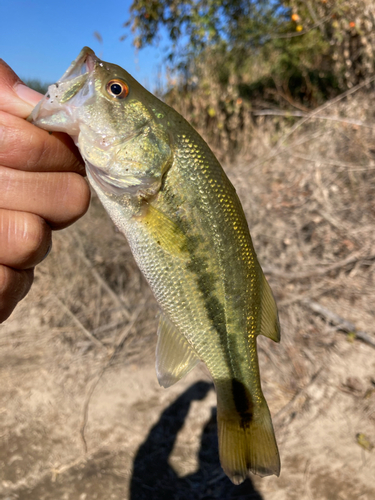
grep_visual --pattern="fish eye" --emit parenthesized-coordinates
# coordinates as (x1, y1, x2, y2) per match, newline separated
(106, 79, 129, 99)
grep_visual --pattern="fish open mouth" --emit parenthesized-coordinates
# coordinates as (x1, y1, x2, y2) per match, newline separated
(59, 47, 98, 83)
(27, 47, 100, 131)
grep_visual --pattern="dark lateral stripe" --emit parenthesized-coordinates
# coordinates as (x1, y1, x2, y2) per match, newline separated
(162, 181, 236, 372)
(232, 379, 253, 427)
(186, 254, 232, 367)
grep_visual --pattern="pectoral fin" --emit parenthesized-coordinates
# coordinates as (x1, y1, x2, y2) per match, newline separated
(156, 313, 200, 388)
(139, 204, 188, 258)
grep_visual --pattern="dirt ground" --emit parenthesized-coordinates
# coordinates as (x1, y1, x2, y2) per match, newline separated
(1, 92, 375, 499)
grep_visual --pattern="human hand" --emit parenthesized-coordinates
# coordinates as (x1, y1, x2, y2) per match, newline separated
(0, 60, 90, 322)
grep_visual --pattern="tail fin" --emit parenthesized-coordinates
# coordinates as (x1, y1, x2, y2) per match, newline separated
(217, 402, 280, 484)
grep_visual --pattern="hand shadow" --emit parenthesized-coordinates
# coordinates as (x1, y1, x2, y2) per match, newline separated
(129, 381, 264, 500)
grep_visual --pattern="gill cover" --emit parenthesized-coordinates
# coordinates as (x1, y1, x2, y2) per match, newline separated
(29, 47, 173, 198)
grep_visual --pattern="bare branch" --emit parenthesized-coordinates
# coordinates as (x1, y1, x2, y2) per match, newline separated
(52, 295, 106, 351)
(253, 109, 374, 129)
(264, 252, 375, 281)
(79, 300, 145, 452)
(74, 233, 131, 320)
(251, 75, 375, 170)
(303, 300, 375, 349)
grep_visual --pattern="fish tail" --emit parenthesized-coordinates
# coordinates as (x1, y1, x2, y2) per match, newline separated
(217, 397, 280, 484)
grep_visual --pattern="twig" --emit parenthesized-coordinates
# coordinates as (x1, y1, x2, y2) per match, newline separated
(253, 109, 373, 129)
(52, 295, 106, 350)
(303, 300, 375, 349)
(290, 153, 375, 171)
(91, 318, 129, 336)
(272, 75, 375, 149)
(277, 284, 336, 308)
(74, 233, 131, 320)
(263, 252, 375, 280)
(79, 300, 145, 453)
(269, 14, 331, 39)
(275, 367, 324, 423)
(251, 74, 375, 169)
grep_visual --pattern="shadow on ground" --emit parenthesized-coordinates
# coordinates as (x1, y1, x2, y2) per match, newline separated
(130, 381, 263, 500)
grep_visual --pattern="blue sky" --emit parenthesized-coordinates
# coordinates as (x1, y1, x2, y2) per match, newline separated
(0, 0, 168, 91)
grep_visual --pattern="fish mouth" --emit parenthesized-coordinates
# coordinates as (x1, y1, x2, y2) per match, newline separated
(27, 47, 100, 132)
(59, 47, 98, 83)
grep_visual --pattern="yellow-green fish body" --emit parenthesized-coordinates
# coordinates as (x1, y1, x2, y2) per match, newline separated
(29, 48, 280, 483)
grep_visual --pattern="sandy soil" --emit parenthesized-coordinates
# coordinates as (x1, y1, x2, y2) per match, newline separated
(0, 284, 374, 500)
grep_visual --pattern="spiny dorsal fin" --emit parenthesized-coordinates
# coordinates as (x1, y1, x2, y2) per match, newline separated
(155, 313, 200, 388)
(259, 273, 280, 342)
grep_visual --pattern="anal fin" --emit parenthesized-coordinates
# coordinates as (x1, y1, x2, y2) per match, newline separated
(156, 313, 200, 388)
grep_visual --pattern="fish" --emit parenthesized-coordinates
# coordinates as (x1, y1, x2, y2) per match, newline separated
(29, 47, 280, 484)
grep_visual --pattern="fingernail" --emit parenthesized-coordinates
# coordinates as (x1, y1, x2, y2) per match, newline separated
(14, 83, 43, 106)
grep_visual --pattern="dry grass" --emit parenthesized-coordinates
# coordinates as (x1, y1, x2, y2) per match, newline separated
(226, 88, 375, 406)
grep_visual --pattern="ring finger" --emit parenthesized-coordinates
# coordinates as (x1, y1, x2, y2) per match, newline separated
(0, 208, 51, 269)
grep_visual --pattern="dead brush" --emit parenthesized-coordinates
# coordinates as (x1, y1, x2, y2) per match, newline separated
(0, 83, 374, 498)
(223, 88, 375, 419)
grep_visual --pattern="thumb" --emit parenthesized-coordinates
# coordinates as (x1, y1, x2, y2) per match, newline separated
(0, 59, 43, 118)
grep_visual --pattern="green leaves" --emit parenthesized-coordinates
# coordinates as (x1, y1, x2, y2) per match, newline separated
(122, 0, 375, 149)
(124, 1, 286, 65)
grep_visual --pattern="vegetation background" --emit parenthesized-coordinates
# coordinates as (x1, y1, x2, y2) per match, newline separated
(1, 1, 375, 499)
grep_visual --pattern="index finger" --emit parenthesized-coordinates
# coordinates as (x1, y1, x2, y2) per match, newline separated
(0, 110, 84, 173)
(0, 59, 85, 175)
(0, 59, 43, 118)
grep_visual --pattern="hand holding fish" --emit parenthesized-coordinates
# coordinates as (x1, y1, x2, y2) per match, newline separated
(0, 60, 90, 322)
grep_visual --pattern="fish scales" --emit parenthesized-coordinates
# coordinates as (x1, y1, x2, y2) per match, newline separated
(29, 47, 281, 484)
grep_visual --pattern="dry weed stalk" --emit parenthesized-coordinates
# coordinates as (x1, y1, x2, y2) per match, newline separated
(80, 299, 145, 453)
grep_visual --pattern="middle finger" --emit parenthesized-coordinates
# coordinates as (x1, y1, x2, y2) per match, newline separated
(0, 110, 84, 173)
(0, 165, 90, 229)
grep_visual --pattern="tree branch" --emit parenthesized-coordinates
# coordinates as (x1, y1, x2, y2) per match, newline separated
(303, 300, 375, 349)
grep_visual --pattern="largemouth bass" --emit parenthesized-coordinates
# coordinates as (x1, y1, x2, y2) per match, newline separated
(29, 47, 280, 484)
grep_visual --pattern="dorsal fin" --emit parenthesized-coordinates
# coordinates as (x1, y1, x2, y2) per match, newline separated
(155, 313, 200, 388)
(258, 273, 280, 342)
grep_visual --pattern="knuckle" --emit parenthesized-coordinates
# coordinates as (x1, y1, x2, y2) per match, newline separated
(0, 211, 51, 268)
(55, 173, 90, 228)
(26, 130, 49, 169)
(22, 216, 51, 264)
